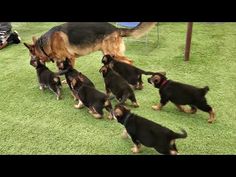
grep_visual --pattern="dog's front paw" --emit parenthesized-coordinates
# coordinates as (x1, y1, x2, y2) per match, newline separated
(74, 103, 84, 109)
(131, 146, 140, 154)
(132, 102, 139, 108)
(92, 113, 103, 119)
(108, 113, 113, 120)
(56, 96, 61, 100)
(152, 105, 161, 111)
(121, 129, 128, 139)
(62, 80, 67, 84)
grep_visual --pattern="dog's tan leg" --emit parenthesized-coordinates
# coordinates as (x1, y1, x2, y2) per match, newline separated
(132, 102, 140, 108)
(62, 80, 67, 84)
(74, 100, 84, 109)
(39, 85, 44, 90)
(131, 144, 141, 153)
(121, 129, 129, 139)
(152, 103, 163, 111)
(70, 58, 76, 68)
(71, 91, 78, 101)
(107, 113, 113, 120)
(170, 150, 178, 155)
(92, 113, 103, 119)
(175, 104, 186, 112)
(88, 107, 103, 119)
(208, 109, 216, 123)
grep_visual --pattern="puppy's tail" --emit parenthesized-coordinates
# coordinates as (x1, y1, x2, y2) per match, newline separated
(172, 129, 188, 139)
(55, 68, 71, 76)
(136, 68, 155, 75)
(201, 86, 210, 96)
(118, 22, 157, 39)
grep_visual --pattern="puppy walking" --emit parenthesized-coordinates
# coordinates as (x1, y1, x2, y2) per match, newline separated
(56, 58, 95, 100)
(99, 65, 139, 107)
(68, 75, 113, 119)
(148, 72, 216, 123)
(30, 56, 62, 100)
(102, 54, 155, 90)
(113, 104, 187, 155)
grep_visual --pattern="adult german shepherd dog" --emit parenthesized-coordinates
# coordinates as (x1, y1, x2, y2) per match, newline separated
(24, 22, 157, 66)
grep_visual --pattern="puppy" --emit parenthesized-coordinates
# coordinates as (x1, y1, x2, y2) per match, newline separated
(56, 58, 95, 100)
(68, 75, 113, 119)
(147, 72, 216, 123)
(102, 55, 155, 90)
(99, 65, 139, 107)
(30, 56, 61, 100)
(113, 104, 187, 155)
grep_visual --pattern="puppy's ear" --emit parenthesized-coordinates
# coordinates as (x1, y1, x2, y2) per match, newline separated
(102, 55, 108, 63)
(99, 66, 106, 73)
(32, 36, 38, 44)
(24, 43, 35, 55)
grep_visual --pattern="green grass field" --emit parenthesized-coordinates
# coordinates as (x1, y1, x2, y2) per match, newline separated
(0, 22, 236, 154)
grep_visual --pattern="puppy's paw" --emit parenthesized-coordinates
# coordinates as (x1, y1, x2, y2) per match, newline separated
(121, 129, 129, 139)
(93, 113, 103, 119)
(108, 113, 113, 120)
(132, 102, 139, 108)
(208, 109, 216, 123)
(152, 105, 161, 111)
(131, 146, 140, 154)
(74, 103, 84, 109)
(62, 80, 67, 84)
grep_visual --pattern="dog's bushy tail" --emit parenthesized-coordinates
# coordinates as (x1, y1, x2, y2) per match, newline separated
(172, 129, 188, 139)
(201, 86, 210, 96)
(119, 22, 157, 39)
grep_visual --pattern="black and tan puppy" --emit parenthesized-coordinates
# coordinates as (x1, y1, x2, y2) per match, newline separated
(102, 55, 155, 90)
(56, 58, 95, 100)
(113, 104, 187, 155)
(30, 56, 61, 100)
(147, 72, 216, 123)
(99, 65, 139, 107)
(68, 75, 113, 119)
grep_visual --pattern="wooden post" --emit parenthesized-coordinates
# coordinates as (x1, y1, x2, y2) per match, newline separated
(184, 22, 193, 61)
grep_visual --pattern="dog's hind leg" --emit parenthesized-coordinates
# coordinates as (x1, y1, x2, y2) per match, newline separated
(49, 84, 61, 100)
(196, 102, 216, 123)
(56, 88, 61, 100)
(175, 104, 187, 112)
(175, 104, 196, 114)
(102, 34, 133, 64)
(189, 105, 197, 114)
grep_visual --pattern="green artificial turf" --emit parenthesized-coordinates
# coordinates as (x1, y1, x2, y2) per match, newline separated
(0, 22, 235, 154)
